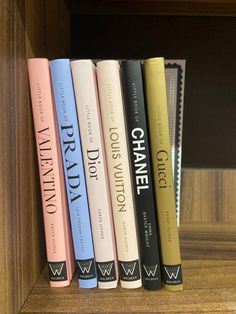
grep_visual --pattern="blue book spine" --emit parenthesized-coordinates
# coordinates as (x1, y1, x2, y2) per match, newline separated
(50, 59, 97, 288)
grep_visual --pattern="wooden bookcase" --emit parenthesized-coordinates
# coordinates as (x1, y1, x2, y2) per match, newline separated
(2, 1, 236, 313)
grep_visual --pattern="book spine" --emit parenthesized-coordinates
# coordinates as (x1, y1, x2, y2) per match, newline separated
(71, 59, 118, 289)
(97, 60, 142, 289)
(144, 57, 183, 291)
(50, 59, 97, 288)
(121, 60, 162, 290)
(27, 58, 74, 287)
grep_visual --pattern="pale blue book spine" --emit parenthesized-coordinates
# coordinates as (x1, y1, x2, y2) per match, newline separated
(50, 59, 97, 288)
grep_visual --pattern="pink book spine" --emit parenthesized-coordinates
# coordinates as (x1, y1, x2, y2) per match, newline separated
(71, 60, 118, 289)
(27, 58, 74, 287)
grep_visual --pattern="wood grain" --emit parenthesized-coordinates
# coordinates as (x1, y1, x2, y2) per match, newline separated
(21, 260, 236, 313)
(25, 0, 70, 59)
(181, 169, 236, 223)
(0, 1, 70, 313)
(0, 1, 44, 313)
(180, 223, 236, 259)
(179, 170, 236, 259)
(66, 0, 236, 16)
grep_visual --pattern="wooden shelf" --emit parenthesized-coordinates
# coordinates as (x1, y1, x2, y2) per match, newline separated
(66, 0, 236, 16)
(2, 0, 236, 313)
(21, 260, 236, 313)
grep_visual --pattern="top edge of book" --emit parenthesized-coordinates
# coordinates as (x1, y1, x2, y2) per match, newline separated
(70, 59, 95, 67)
(94, 58, 167, 65)
(28, 58, 49, 64)
(96, 60, 119, 66)
(144, 57, 164, 63)
(121, 59, 141, 65)
(28, 58, 186, 65)
(50, 59, 70, 65)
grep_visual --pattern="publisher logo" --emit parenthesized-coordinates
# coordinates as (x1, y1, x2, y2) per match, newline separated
(97, 261, 116, 282)
(143, 264, 158, 277)
(77, 258, 96, 280)
(48, 261, 67, 281)
(163, 264, 182, 285)
(119, 260, 141, 282)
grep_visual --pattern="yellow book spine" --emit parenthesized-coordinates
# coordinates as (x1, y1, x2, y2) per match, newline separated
(144, 57, 183, 291)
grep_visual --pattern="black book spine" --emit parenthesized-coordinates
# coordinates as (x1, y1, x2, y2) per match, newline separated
(121, 60, 162, 290)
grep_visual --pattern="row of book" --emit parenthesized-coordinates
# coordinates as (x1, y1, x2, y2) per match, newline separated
(27, 57, 184, 291)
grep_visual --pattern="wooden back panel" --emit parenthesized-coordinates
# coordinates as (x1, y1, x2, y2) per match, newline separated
(69, 12, 236, 259)
(180, 169, 236, 259)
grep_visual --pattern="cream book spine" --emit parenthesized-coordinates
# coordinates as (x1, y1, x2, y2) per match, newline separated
(144, 57, 183, 291)
(97, 60, 142, 289)
(27, 58, 74, 287)
(71, 59, 118, 289)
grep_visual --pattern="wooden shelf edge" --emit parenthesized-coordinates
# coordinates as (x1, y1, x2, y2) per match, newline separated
(180, 223, 236, 259)
(66, 0, 236, 16)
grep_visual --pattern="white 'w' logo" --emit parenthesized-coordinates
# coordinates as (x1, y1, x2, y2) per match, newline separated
(121, 262, 136, 276)
(143, 264, 158, 277)
(98, 263, 113, 276)
(77, 260, 92, 274)
(164, 266, 180, 280)
(49, 263, 64, 276)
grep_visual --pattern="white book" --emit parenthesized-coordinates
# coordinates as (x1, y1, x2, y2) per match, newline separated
(96, 60, 142, 289)
(71, 60, 118, 289)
